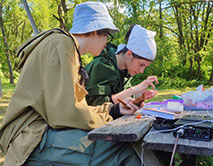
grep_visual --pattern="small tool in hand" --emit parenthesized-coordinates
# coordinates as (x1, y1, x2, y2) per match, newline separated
(117, 98, 130, 108)
(117, 94, 145, 109)
(133, 94, 145, 107)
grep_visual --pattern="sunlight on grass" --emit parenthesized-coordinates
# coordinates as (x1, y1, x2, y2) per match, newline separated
(0, 82, 12, 165)
(0, 103, 8, 107)
(0, 148, 3, 166)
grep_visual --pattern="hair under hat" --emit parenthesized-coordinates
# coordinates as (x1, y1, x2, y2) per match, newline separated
(116, 25, 156, 61)
(70, 1, 119, 34)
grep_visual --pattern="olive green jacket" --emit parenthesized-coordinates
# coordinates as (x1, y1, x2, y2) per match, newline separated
(85, 43, 129, 106)
(0, 29, 113, 166)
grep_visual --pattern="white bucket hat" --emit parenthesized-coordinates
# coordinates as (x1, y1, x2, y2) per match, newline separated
(116, 25, 156, 61)
(69, 1, 119, 34)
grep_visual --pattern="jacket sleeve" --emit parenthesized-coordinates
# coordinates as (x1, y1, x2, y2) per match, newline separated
(40, 34, 113, 130)
(86, 95, 112, 106)
(85, 56, 119, 106)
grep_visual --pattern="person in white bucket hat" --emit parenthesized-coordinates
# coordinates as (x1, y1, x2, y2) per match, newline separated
(70, 1, 119, 34)
(86, 24, 158, 106)
(0, 2, 140, 166)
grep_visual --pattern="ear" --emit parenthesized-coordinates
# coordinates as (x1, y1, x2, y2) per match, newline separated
(93, 31, 97, 36)
(125, 50, 133, 58)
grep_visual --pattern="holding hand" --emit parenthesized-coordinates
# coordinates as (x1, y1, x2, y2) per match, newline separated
(111, 76, 158, 105)
(117, 89, 157, 116)
(133, 76, 158, 94)
(143, 89, 158, 100)
(119, 98, 139, 115)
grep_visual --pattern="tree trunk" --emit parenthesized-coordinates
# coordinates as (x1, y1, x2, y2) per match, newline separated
(209, 69, 213, 85)
(159, 0, 163, 38)
(0, 0, 14, 84)
(0, 76, 2, 98)
(209, 59, 213, 85)
(189, 57, 193, 75)
(197, 56, 202, 80)
(53, 1, 69, 30)
(173, 5, 186, 66)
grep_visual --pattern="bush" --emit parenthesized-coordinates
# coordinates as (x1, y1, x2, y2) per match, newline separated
(130, 74, 209, 90)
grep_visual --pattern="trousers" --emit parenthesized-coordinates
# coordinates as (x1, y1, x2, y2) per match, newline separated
(24, 127, 140, 166)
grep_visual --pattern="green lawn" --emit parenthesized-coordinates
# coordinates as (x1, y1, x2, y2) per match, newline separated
(0, 86, 212, 166)
(0, 83, 14, 166)
(0, 94, 12, 165)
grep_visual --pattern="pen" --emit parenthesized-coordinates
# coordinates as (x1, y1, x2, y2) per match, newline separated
(117, 98, 130, 108)
(117, 94, 145, 108)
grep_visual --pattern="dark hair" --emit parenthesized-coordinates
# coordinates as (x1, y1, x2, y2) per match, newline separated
(116, 25, 136, 55)
(125, 24, 136, 42)
(116, 46, 128, 55)
(97, 29, 112, 36)
(132, 52, 152, 61)
(117, 46, 151, 61)
(81, 29, 111, 36)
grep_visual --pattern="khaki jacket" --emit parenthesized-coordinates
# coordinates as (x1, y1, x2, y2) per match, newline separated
(0, 29, 113, 166)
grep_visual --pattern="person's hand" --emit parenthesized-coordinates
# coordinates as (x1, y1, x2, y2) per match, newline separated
(119, 97, 139, 115)
(145, 76, 159, 89)
(138, 101, 145, 109)
(133, 90, 157, 108)
(143, 90, 158, 100)
(133, 76, 158, 93)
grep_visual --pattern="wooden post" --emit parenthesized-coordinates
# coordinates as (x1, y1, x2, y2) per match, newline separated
(22, 0, 39, 34)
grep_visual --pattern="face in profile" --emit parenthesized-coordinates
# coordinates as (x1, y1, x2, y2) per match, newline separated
(90, 33, 108, 56)
(126, 53, 152, 76)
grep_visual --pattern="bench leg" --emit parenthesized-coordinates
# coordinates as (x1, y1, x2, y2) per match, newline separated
(131, 141, 165, 166)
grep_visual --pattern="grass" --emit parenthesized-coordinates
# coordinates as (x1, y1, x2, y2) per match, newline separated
(0, 83, 212, 166)
(147, 88, 196, 102)
(0, 83, 14, 166)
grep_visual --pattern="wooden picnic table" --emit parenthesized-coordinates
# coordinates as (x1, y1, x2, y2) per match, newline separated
(143, 127, 213, 156)
(142, 110, 213, 155)
(88, 110, 213, 165)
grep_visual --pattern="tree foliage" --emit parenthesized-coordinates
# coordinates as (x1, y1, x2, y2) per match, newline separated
(0, 0, 212, 88)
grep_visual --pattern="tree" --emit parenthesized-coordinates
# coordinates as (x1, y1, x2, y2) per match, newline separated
(0, 76, 2, 98)
(0, 0, 14, 84)
(170, 0, 212, 80)
(210, 69, 213, 85)
(52, 0, 88, 30)
(159, 0, 163, 38)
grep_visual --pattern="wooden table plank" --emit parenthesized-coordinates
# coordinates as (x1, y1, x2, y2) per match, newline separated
(88, 115, 155, 142)
(143, 128, 213, 156)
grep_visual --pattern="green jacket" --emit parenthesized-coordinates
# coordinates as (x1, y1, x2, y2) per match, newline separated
(86, 43, 129, 106)
(0, 29, 113, 166)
